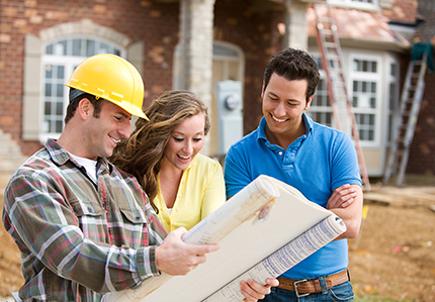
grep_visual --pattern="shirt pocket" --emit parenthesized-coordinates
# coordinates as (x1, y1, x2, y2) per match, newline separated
(119, 207, 147, 224)
(118, 206, 149, 247)
(69, 198, 105, 219)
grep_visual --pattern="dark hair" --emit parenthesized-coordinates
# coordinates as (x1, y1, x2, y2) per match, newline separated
(263, 48, 320, 101)
(64, 88, 103, 124)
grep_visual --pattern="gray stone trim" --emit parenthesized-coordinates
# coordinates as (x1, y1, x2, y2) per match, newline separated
(127, 41, 145, 77)
(39, 19, 131, 48)
(284, 0, 310, 50)
(22, 34, 43, 140)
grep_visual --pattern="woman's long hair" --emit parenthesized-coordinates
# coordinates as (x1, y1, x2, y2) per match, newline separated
(112, 90, 210, 211)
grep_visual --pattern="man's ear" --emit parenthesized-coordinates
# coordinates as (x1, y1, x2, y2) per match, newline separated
(305, 96, 314, 110)
(77, 98, 93, 120)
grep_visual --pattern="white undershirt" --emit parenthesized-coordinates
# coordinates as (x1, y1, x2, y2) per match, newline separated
(69, 153, 98, 184)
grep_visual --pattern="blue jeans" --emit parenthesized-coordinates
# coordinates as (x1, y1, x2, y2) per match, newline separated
(260, 281, 354, 302)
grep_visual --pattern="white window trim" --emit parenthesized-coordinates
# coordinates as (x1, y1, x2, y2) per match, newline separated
(348, 52, 382, 147)
(328, 0, 379, 11)
(383, 54, 400, 146)
(212, 41, 245, 86)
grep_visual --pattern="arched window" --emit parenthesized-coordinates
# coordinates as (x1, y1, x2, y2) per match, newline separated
(41, 38, 123, 139)
(22, 20, 144, 143)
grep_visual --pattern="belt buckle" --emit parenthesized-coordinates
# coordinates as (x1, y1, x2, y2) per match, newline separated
(293, 279, 310, 298)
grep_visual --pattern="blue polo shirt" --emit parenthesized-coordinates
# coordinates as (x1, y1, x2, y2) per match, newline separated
(224, 114, 361, 279)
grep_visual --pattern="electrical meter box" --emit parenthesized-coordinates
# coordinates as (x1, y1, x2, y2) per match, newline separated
(216, 81, 243, 154)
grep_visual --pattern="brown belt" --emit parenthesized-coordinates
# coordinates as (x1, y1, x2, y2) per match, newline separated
(277, 270, 350, 297)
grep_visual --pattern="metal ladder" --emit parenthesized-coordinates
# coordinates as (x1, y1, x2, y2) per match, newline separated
(314, 4, 370, 190)
(383, 50, 428, 186)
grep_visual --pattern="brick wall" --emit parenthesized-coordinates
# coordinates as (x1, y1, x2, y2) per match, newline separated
(408, 72, 435, 175)
(416, 0, 435, 40)
(406, 0, 435, 175)
(0, 0, 180, 156)
(0, 0, 284, 156)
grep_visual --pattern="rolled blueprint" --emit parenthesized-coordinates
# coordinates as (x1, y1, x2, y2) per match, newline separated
(103, 175, 280, 302)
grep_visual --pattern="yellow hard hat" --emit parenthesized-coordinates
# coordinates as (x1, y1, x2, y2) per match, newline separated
(66, 54, 148, 120)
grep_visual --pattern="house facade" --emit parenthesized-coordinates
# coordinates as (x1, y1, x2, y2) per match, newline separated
(0, 0, 433, 185)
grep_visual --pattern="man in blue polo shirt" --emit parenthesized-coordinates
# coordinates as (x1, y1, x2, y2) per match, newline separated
(224, 48, 363, 301)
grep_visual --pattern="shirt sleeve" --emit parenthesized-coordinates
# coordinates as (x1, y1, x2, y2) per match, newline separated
(200, 160, 226, 219)
(3, 174, 161, 293)
(330, 132, 363, 189)
(224, 145, 253, 199)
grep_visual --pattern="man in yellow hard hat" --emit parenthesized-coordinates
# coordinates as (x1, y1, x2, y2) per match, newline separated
(2, 54, 277, 301)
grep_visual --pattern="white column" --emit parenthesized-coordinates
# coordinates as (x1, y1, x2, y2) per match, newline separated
(284, 0, 310, 50)
(179, 0, 215, 154)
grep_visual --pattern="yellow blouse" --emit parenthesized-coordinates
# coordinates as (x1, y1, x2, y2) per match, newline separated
(154, 154, 225, 231)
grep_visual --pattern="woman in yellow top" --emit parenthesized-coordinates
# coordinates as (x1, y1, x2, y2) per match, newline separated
(113, 90, 225, 231)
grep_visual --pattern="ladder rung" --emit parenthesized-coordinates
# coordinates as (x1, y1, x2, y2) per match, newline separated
(318, 17, 333, 23)
(321, 29, 333, 35)
(325, 42, 337, 48)
(399, 124, 408, 132)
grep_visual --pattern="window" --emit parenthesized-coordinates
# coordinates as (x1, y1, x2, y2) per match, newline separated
(41, 38, 122, 139)
(350, 56, 380, 144)
(309, 55, 333, 127)
(309, 53, 382, 146)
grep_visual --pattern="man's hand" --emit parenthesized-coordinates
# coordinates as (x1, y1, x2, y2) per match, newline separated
(155, 227, 218, 275)
(327, 184, 357, 209)
(240, 278, 279, 302)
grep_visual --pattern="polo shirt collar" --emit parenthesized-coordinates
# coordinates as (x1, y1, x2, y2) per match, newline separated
(256, 113, 314, 143)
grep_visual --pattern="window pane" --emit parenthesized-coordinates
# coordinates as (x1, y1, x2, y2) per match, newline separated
(54, 40, 67, 56)
(56, 102, 63, 115)
(56, 65, 65, 79)
(56, 84, 64, 97)
(213, 44, 239, 57)
(352, 96, 358, 107)
(72, 39, 82, 56)
(45, 83, 52, 97)
(368, 129, 374, 140)
(98, 42, 109, 54)
(45, 65, 53, 79)
(372, 61, 377, 73)
(86, 39, 96, 56)
(47, 120, 53, 133)
(46, 44, 53, 55)
(55, 120, 63, 132)
(44, 102, 51, 115)
(390, 63, 397, 76)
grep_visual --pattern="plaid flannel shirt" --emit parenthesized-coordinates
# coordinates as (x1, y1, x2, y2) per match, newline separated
(2, 139, 167, 301)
